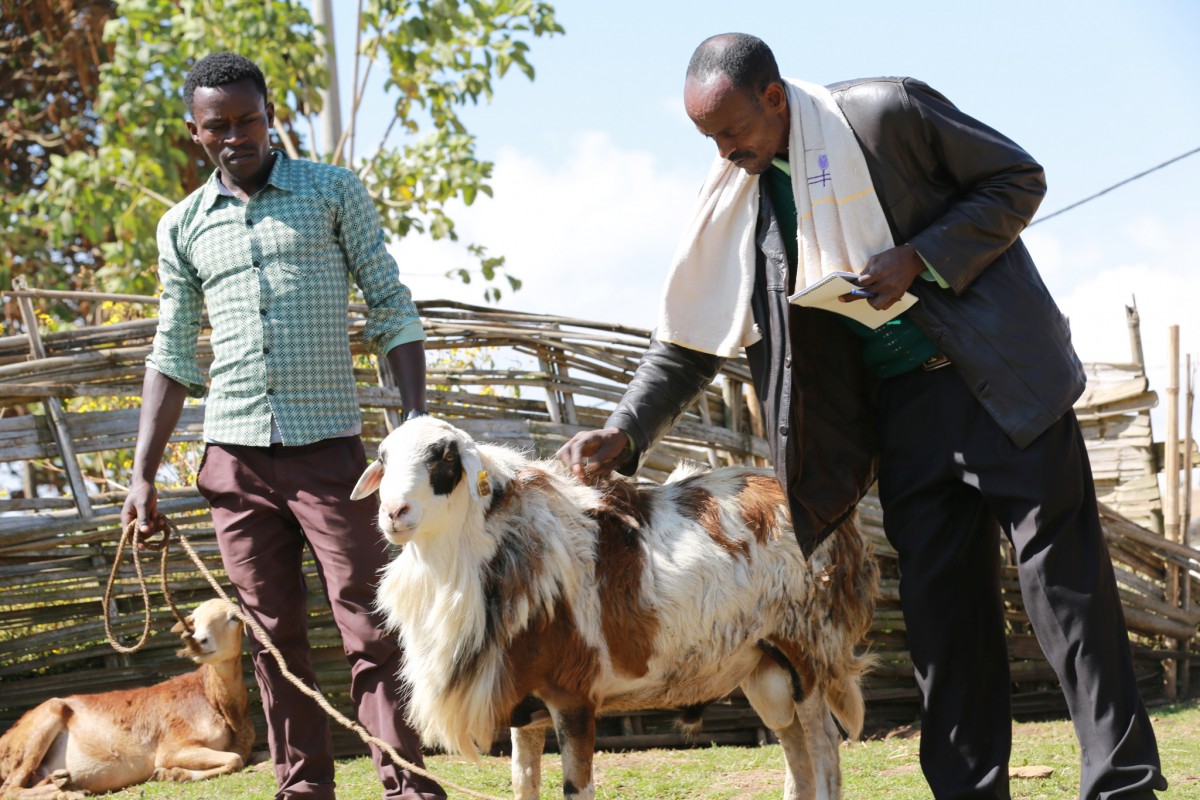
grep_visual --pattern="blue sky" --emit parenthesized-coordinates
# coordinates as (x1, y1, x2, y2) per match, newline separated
(324, 0, 1200, 438)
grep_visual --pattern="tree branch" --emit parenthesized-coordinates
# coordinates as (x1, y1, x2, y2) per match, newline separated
(112, 176, 176, 208)
(273, 113, 305, 161)
(359, 112, 400, 182)
(333, 10, 382, 168)
(348, 0, 364, 165)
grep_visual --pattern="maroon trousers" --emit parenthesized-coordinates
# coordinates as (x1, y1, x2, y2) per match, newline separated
(196, 437, 444, 800)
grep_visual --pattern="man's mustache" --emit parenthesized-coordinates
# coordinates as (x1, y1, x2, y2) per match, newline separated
(728, 150, 756, 163)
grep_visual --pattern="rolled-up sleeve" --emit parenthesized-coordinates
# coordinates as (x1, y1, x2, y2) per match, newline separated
(336, 172, 425, 356)
(146, 213, 207, 397)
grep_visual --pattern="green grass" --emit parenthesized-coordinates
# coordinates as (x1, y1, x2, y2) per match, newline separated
(98, 700, 1200, 799)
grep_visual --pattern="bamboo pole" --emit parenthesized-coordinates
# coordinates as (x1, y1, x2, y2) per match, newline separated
(1163, 326, 1179, 697)
(1165, 326, 1181, 544)
(1183, 354, 1194, 696)
(1185, 355, 1195, 542)
(373, 355, 402, 434)
(1, 288, 160, 305)
(11, 277, 93, 519)
(694, 398, 723, 470)
(536, 349, 563, 424)
(556, 355, 579, 427)
(1126, 299, 1145, 367)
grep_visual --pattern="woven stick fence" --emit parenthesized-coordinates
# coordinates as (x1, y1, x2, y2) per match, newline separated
(0, 288, 1196, 757)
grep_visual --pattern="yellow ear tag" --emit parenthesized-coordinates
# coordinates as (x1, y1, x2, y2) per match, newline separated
(476, 470, 492, 498)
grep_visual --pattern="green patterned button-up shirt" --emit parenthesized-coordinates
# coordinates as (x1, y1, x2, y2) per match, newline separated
(148, 150, 424, 446)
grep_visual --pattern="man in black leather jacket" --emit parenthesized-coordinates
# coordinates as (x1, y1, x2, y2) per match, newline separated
(557, 33, 1166, 800)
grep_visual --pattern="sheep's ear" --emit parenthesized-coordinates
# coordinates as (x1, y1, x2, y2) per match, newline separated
(351, 459, 385, 500)
(460, 446, 491, 502)
(171, 614, 193, 635)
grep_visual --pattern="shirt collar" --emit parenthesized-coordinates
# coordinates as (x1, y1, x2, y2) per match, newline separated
(201, 149, 295, 209)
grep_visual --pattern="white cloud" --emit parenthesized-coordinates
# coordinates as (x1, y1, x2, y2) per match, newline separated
(1028, 221, 1200, 447)
(390, 131, 701, 330)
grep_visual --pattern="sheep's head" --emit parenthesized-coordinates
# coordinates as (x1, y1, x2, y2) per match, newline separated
(351, 416, 490, 546)
(174, 598, 244, 664)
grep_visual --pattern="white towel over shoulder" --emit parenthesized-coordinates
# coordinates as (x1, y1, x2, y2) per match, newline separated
(656, 78, 895, 357)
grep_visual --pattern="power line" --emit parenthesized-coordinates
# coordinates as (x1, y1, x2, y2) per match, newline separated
(1029, 144, 1200, 226)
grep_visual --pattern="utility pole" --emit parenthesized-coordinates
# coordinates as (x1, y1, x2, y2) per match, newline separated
(312, 0, 343, 163)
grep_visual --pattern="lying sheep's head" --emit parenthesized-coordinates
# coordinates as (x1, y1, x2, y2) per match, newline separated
(174, 598, 244, 664)
(351, 416, 489, 546)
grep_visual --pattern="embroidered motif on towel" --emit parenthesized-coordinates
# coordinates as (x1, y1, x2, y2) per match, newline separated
(808, 153, 832, 187)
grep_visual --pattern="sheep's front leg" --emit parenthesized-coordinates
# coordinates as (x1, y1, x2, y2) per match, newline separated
(2, 773, 86, 800)
(549, 705, 596, 800)
(795, 693, 841, 800)
(3, 781, 86, 800)
(152, 746, 244, 783)
(773, 718, 816, 800)
(510, 724, 546, 800)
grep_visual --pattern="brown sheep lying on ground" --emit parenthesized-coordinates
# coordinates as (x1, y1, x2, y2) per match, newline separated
(0, 598, 253, 799)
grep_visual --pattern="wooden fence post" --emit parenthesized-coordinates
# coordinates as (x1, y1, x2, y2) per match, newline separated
(694, 396, 723, 470)
(11, 276, 93, 519)
(1182, 353, 1194, 696)
(1126, 300, 1145, 367)
(536, 333, 578, 426)
(374, 354, 403, 434)
(743, 381, 767, 467)
(537, 348, 562, 424)
(1163, 326, 1179, 698)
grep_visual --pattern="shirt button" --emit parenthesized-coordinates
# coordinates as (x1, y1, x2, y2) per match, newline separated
(783, 355, 792, 368)
(779, 424, 789, 437)
(266, 388, 275, 396)
(259, 308, 267, 316)
(246, 218, 254, 227)
(252, 260, 260, 269)
(262, 347, 270, 354)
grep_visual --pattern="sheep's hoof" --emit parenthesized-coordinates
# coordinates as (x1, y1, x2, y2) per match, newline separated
(45, 772, 86, 800)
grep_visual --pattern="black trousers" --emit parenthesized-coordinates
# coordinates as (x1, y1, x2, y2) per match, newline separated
(876, 365, 1167, 800)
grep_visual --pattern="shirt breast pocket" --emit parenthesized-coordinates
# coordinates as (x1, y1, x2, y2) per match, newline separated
(260, 200, 342, 272)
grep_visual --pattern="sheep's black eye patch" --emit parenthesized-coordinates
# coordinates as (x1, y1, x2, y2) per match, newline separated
(425, 439, 463, 496)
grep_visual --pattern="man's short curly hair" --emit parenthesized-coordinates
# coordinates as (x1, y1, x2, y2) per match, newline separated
(183, 52, 268, 114)
(686, 34, 781, 97)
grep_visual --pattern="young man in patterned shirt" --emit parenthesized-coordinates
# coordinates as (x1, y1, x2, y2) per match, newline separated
(121, 52, 444, 800)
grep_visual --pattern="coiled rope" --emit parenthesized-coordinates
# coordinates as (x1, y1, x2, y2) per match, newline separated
(103, 517, 192, 650)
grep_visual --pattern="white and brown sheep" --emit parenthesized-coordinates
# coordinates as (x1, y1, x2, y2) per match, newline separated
(352, 416, 878, 800)
(0, 598, 254, 799)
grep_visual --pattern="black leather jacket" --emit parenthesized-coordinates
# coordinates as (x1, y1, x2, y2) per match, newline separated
(607, 77, 1085, 556)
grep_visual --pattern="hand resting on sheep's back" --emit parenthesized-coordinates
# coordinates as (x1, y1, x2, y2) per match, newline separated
(351, 416, 878, 800)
